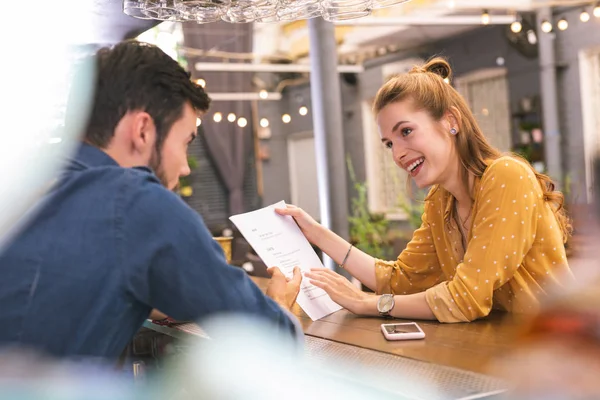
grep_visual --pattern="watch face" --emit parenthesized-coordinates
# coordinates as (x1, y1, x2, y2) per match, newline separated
(378, 295, 394, 313)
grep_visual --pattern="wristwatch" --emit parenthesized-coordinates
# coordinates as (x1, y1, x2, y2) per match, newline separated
(377, 294, 395, 317)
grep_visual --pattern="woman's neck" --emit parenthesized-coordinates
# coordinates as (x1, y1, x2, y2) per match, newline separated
(441, 160, 475, 207)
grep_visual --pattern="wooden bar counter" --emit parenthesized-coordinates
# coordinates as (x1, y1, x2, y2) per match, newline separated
(145, 277, 523, 376)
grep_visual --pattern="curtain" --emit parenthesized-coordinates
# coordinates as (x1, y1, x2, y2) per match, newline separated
(182, 22, 253, 215)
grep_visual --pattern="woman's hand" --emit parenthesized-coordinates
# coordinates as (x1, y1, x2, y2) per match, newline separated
(305, 268, 375, 315)
(275, 204, 323, 244)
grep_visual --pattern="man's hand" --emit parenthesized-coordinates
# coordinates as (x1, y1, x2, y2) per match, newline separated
(266, 266, 302, 311)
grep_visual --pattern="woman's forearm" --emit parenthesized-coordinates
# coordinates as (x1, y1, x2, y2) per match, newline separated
(312, 226, 378, 290)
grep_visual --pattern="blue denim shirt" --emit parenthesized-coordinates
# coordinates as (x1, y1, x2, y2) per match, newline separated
(0, 144, 298, 359)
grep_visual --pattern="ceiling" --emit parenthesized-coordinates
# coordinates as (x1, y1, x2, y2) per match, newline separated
(81, 0, 591, 66)
(88, 0, 159, 45)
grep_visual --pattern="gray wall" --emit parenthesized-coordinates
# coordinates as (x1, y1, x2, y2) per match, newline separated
(258, 76, 364, 216)
(259, 18, 600, 212)
(428, 26, 541, 146)
(554, 7, 600, 202)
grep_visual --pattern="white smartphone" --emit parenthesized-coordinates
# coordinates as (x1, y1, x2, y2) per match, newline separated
(380, 322, 426, 341)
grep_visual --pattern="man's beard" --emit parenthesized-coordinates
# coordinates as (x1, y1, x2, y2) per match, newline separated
(149, 148, 171, 190)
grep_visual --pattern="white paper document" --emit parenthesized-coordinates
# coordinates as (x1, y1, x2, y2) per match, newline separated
(230, 201, 342, 321)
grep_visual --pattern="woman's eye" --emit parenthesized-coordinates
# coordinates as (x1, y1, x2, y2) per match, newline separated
(385, 141, 393, 149)
(401, 128, 413, 137)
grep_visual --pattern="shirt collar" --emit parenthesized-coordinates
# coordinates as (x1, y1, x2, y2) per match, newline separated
(69, 143, 120, 170)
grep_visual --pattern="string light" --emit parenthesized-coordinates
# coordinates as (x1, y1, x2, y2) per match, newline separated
(527, 30, 538, 45)
(443, 77, 450, 84)
(541, 20, 553, 33)
(594, 4, 600, 18)
(196, 78, 206, 88)
(557, 17, 568, 31)
(580, 10, 590, 22)
(196, 118, 202, 127)
(260, 118, 270, 128)
(237, 117, 248, 128)
(213, 112, 223, 123)
(227, 113, 236, 122)
(481, 9, 490, 25)
(511, 20, 522, 33)
(259, 90, 268, 99)
(282, 114, 291, 124)
(299, 106, 308, 116)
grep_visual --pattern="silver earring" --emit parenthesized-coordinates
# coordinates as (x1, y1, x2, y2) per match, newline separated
(450, 128, 457, 135)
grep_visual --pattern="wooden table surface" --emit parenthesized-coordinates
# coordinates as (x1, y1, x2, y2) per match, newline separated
(144, 276, 526, 377)
(252, 277, 525, 375)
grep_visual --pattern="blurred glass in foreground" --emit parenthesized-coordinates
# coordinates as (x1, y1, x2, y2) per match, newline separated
(161, 315, 441, 400)
(0, 0, 95, 251)
(490, 155, 600, 399)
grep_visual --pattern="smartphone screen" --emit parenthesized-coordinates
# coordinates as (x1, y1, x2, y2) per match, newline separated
(384, 324, 421, 334)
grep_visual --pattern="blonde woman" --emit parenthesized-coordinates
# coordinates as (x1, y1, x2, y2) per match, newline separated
(277, 57, 573, 323)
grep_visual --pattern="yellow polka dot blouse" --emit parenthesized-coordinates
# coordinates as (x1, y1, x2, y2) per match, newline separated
(375, 157, 574, 323)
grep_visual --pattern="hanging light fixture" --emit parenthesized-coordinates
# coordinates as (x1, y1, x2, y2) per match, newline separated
(213, 112, 223, 123)
(227, 113, 236, 122)
(260, 118, 270, 128)
(259, 90, 268, 99)
(594, 3, 600, 18)
(527, 29, 538, 45)
(122, 0, 413, 24)
(196, 78, 206, 88)
(282, 114, 291, 124)
(511, 20, 522, 33)
(196, 118, 202, 127)
(237, 117, 248, 128)
(541, 20, 553, 33)
(481, 9, 490, 25)
(299, 106, 308, 116)
(580, 9, 590, 22)
(557, 17, 568, 31)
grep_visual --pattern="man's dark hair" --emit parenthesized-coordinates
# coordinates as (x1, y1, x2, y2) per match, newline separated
(82, 40, 210, 150)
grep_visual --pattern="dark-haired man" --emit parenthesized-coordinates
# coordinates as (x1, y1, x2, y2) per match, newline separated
(0, 41, 301, 360)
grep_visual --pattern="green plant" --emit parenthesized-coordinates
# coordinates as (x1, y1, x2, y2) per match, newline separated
(346, 156, 393, 259)
(397, 196, 424, 231)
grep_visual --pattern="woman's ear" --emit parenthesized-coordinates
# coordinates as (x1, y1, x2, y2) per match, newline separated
(447, 106, 462, 131)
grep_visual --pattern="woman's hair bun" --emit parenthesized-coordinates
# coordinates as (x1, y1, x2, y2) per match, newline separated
(410, 57, 452, 81)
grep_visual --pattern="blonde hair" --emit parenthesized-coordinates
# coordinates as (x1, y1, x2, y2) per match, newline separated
(373, 57, 571, 242)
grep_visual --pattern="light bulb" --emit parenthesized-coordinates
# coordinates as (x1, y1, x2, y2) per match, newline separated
(227, 113, 236, 122)
(443, 77, 450, 84)
(259, 90, 268, 99)
(299, 106, 308, 116)
(594, 5, 600, 18)
(580, 10, 590, 22)
(282, 114, 291, 124)
(213, 112, 222, 123)
(237, 117, 248, 128)
(196, 118, 202, 127)
(260, 118, 269, 128)
(447, 0, 455, 9)
(557, 18, 568, 31)
(196, 78, 206, 88)
(527, 30, 538, 45)
(541, 20, 552, 33)
(481, 10, 490, 25)
(511, 21, 522, 33)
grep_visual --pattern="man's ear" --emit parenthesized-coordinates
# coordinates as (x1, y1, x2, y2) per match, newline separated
(130, 111, 156, 155)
